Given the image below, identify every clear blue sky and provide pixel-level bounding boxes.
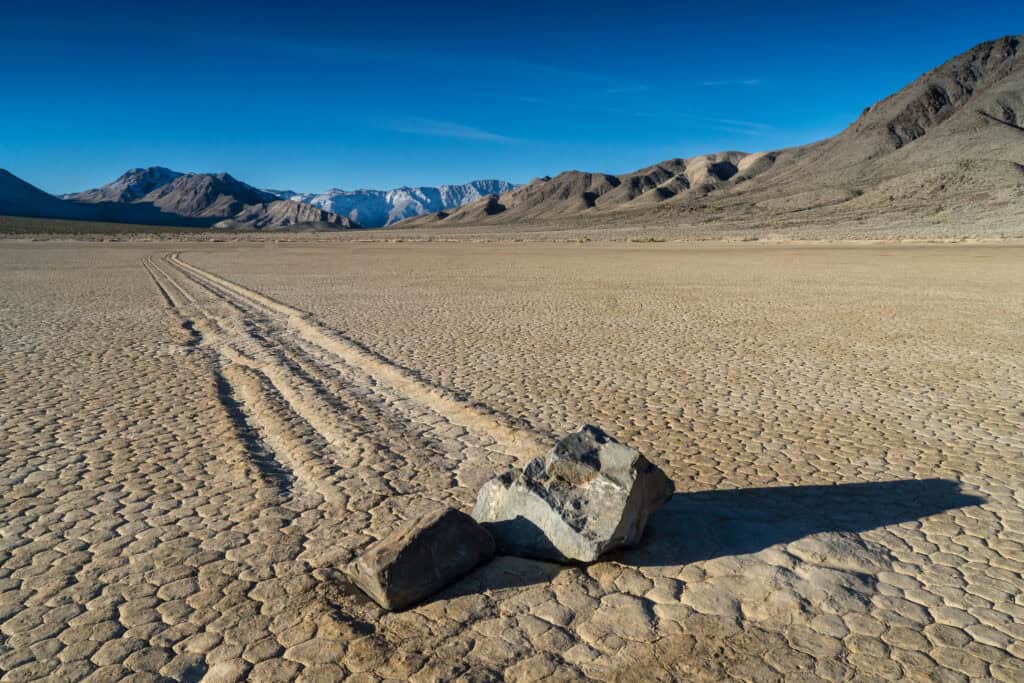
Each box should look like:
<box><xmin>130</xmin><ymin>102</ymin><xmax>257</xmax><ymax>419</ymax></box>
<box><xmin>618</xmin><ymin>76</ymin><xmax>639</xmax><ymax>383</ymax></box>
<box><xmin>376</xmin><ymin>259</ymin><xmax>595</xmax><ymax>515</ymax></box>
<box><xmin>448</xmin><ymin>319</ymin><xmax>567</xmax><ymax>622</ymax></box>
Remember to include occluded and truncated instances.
<box><xmin>2</xmin><ymin>1</ymin><xmax>1021</xmax><ymax>194</ymax></box>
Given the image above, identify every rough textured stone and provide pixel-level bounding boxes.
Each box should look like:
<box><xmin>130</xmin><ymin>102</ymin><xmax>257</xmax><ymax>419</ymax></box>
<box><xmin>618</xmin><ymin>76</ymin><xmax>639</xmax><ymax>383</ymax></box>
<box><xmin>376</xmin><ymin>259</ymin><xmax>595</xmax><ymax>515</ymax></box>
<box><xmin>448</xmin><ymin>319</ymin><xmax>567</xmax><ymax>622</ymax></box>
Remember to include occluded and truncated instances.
<box><xmin>472</xmin><ymin>425</ymin><xmax>673</xmax><ymax>562</ymax></box>
<box><xmin>344</xmin><ymin>507</ymin><xmax>495</xmax><ymax>610</ymax></box>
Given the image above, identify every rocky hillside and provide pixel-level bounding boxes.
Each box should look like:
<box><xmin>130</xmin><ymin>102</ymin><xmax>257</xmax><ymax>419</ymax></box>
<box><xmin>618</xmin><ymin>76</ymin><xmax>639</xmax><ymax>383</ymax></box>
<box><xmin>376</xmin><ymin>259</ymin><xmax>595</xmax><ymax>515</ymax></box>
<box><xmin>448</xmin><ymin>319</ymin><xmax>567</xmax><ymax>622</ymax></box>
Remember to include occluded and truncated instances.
<box><xmin>213</xmin><ymin>199</ymin><xmax>353</xmax><ymax>230</ymax></box>
<box><xmin>64</xmin><ymin>167</ymin><xmax>183</xmax><ymax>203</ymax></box>
<box><xmin>135</xmin><ymin>173</ymin><xmax>277</xmax><ymax>219</ymax></box>
<box><xmin>399</xmin><ymin>151</ymin><xmax>780</xmax><ymax>225</ymax></box>
<box><xmin>401</xmin><ymin>36</ymin><xmax>1024</xmax><ymax>234</ymax></box>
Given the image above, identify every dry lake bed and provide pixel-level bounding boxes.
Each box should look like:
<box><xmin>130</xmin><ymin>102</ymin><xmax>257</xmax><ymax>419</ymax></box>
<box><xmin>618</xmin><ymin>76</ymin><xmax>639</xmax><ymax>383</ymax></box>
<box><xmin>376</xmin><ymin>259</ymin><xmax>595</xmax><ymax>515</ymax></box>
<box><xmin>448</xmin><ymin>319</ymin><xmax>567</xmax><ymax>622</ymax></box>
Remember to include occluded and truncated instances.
<box><xmin>1</xmin><ymin>239</ymin><xmax>1022</xmax><ymax>681</ymax></box>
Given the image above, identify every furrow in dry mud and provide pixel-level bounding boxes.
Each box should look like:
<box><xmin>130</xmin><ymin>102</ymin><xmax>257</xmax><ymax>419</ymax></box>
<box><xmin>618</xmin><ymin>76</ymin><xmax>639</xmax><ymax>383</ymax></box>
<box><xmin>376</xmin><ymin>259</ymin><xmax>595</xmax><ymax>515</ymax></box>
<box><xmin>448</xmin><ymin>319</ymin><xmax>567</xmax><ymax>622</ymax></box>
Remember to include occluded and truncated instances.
<box><xmin>151</xmin><ymin>255</ymin><xmax>363</xmax><ymax>507</ymax></box>
<box><xmin>167</xmin><ymin>252</ymin><xmax>552</xmax><ymax>460</ymax></box>
<box><xmin>157</xmin><ymin>253</ymin><xmax>527</xmax><ymax>528</ymax></box>
<box><xmin>162</xmin><ymin>253</ymin><xmax>536</xmax><ymax>481</ymax></box>
<box><xmin>143</xmin><ymin>256</ymin><xmax>309</xmax><ymax>500</ymax></box>
<box><xmin>215</xmin><ymin>361</ymin><xmax>349</xmax><ymax>509</ymax></box>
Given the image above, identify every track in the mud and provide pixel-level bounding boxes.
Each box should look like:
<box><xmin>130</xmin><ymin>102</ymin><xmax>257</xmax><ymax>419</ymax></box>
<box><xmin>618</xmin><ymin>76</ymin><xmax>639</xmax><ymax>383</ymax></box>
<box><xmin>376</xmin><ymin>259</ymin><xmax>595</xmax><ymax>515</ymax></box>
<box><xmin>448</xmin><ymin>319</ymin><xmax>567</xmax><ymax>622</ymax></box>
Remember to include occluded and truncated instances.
<box><xmin>142</xmin><ymin>253</ymin><xmax>548</xmax><ymax>538</ymax></box>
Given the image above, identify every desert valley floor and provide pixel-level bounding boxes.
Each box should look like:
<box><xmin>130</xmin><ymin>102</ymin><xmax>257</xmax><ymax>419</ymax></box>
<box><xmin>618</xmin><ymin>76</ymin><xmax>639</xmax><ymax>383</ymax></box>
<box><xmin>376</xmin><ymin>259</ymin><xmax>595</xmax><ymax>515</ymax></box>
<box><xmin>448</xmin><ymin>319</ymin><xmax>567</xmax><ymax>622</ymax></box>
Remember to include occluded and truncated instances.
<box><xmin>1</xmin><ymin>239</ymin><xmax>1022</xmax><ymax>682</ymax></box>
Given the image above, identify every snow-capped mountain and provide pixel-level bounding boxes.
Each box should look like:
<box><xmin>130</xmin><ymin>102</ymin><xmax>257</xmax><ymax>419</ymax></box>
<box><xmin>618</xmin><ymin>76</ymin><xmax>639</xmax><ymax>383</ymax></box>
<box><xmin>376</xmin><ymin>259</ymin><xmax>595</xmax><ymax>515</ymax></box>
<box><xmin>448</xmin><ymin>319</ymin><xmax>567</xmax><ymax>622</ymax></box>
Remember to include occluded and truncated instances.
<box><xmin>263</xmin><ymin>189</ymin><xmax>305</xmax><ymax>201</ymax></box>
<box><xmin>270</xmin><ymin>180</ymin><xmax>516</xmax><ymax>227</ymax></box>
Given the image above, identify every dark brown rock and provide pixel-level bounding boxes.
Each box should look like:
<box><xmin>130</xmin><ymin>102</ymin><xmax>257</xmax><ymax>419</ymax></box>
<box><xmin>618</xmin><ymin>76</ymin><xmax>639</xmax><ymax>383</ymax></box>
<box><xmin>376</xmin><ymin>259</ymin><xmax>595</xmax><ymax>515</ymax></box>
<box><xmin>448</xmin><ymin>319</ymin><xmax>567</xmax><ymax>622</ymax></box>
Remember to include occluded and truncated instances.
<box><xmin>344</xmin><ymin>507</ymin><xmax>495</xmax><ymax>610</ymax></box>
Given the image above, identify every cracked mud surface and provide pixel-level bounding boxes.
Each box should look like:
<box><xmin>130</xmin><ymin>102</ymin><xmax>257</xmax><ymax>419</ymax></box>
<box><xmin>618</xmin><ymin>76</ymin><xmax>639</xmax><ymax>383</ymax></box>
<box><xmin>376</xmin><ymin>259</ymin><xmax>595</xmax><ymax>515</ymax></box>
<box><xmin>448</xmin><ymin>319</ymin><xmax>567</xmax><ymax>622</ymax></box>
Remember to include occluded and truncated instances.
<box><xmin>1</xmin><ymin>240</ymin><xmax>1022</xmax><ymax>681</ymax></box>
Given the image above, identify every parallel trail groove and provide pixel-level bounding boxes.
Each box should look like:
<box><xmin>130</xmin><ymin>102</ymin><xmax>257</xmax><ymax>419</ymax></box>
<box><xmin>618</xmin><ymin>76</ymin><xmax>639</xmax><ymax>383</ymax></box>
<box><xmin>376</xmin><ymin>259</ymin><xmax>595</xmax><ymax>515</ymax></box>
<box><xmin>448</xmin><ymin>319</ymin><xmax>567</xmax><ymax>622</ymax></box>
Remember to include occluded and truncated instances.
<box><xmin>150</xmin><ymin>252</ymin><xmax>551</xmax><ymax>535</ymax></box>
<box><xmin>167</xmin><ymin>252</ymin><xmax>552</xmax><ymax>460</ymax></box>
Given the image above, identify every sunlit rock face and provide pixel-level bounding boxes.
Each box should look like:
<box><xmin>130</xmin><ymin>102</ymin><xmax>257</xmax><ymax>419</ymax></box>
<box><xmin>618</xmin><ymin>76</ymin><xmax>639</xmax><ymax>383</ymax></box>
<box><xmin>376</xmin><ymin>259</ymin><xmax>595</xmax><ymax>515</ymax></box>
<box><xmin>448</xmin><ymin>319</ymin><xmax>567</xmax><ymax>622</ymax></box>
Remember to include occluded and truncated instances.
<box><xmin>473</xmin><ymin>425</ymin><xmax>674</xmax><ymax>563</ymax></box>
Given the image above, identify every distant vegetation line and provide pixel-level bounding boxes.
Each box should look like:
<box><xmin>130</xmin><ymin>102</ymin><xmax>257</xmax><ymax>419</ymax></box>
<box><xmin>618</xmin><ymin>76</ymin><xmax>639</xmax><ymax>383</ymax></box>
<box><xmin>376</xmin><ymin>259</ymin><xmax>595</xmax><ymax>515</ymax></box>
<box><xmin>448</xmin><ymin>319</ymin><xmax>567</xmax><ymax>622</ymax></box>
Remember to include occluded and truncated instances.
<box><xmin>0</xmin><ymin>215</ymin><xmax>199</xmax><ymax>235</ymax></box>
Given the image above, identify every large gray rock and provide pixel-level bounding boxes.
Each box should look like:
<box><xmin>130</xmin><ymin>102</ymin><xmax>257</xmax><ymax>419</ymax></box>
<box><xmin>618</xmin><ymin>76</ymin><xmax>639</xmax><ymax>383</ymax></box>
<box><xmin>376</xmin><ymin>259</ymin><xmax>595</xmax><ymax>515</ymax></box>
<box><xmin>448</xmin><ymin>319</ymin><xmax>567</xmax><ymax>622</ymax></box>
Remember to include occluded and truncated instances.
<box><xmin>344</xmin><ymin>507</ymin><xmax>495</xmax><ymax>610</ymax></box>
<box><xmin>471</xmin><ymin>425</ymin><xmax>674</xmax><ymax>563</ymax></box>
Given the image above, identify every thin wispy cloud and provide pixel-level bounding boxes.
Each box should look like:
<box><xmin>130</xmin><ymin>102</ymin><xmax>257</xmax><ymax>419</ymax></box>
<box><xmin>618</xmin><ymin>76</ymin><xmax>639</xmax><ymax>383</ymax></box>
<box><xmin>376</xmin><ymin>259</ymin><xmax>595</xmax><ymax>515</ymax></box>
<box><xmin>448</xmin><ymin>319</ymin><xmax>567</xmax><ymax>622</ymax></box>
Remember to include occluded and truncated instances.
<box><xmin>702</xmin><ymin>79</ymin><xmax>762</xmax><ymax>87</ymax></box>
<box><xmin>704</xmin><ymin>116</ymin><xmax>775</xmax><ymax>136</ymax></box>
<box><xmin>707</xmin><ymin>117</ymin><xmax>773</xmax><ymax>131</ymax></box>
<box><xmin>604</xmin><ymin>85</ymin><xmax>649</xmax><ymax>95</ymax></box>
<box><xmin>381</xmin><ymin>117</ymin><xmax>518</xmax><ymax>142</ymax></box>
<box><xmin>711</xmin><ymin>126</ymin><xmax>765</xmax><ymax>136</ymax></box>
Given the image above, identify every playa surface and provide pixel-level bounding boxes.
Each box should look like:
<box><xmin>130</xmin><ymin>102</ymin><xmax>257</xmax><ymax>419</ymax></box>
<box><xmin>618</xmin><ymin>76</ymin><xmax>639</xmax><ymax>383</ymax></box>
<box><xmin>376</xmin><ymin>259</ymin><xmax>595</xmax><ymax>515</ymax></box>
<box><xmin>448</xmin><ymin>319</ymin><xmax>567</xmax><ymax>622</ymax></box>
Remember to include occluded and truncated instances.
<box><xmin>1</xmin><ymin>239</ymin><xmax>1022</xmax><ymax>681</ymax></box>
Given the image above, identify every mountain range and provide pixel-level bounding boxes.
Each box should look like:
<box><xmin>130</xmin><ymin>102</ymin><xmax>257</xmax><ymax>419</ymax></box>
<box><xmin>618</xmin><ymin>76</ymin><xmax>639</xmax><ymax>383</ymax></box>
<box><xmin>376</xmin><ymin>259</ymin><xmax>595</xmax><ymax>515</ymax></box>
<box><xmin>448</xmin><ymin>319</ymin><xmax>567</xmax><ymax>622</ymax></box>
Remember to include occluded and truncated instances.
<box><xmin>0</xmin><ymin>167</ymin><xmax>517</xmax><ymax>230</ymax></box>
<box><xmin>2</xmin><ymin>36</ymin><xmax>1022</xmax><ymax>235</ymax></box>
<box><xmin>0</xmin><ymin>168</ymin><xmax>354</xmax><ymax>230</ymax></box>
<box><xmin>273</xmin><ymin>180</ymin><xmax>516</xmax><ymax>227</ymax></box>
<box><xmin>400</xmin><ymin>35</ymin><xmax>1024</xmax><ymax>233</ymax></box>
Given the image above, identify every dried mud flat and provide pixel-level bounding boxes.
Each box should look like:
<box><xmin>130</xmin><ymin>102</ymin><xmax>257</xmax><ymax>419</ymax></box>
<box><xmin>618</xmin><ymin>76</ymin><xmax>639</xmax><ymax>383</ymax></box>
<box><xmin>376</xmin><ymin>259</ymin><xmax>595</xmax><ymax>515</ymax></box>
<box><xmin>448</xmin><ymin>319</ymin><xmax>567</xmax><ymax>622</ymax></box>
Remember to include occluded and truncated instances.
<box><xmin>1</xmin><ymin>239</ymin><xmax>1022</xmax><ymax>682</ymax></box>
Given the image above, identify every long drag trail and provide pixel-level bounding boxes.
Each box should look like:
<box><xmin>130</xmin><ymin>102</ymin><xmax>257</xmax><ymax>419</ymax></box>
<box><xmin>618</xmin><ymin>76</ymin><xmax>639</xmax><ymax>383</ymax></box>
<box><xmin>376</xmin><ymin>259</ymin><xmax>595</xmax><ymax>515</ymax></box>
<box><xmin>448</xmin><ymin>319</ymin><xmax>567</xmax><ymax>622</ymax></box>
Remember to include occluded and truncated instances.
<box><xmin>143</xmin><ymin>253</ymin><xmax>549</xmax><ymax>540</ymax></box>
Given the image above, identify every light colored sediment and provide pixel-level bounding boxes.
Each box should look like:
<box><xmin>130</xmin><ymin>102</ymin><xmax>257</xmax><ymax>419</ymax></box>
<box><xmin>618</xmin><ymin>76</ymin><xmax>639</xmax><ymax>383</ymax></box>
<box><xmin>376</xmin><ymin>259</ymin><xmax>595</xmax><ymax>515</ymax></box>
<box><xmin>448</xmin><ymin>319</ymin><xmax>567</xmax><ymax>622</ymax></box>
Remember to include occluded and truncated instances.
<box><xmin>1</xmin><ymin>239</ymin><xmax>1022</xmax><ymax>681</ymax></box>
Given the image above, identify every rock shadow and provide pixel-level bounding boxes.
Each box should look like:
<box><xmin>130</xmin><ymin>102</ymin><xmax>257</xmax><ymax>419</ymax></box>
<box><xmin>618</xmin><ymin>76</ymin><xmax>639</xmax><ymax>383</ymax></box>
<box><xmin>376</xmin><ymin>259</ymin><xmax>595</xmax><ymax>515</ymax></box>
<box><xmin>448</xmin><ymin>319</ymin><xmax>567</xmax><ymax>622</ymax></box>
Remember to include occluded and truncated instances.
<box><xmin>614</xmin><ymin>478</ymin><xmax>984</xmax><ymax>568</ymax></box>
<box><xmin>432</xmin><ymin>554</ymin><xmax>565</xmax><ymax>603</ymax></box>
<box><xmin>478</xmin><ymin>517</ymin><xmax>566</xmax><ymax>561</ymax></box>
<box><xmin>431</xmin><ymin>478</ymin><xmax>982</xmax><ymax>603</ymax></box>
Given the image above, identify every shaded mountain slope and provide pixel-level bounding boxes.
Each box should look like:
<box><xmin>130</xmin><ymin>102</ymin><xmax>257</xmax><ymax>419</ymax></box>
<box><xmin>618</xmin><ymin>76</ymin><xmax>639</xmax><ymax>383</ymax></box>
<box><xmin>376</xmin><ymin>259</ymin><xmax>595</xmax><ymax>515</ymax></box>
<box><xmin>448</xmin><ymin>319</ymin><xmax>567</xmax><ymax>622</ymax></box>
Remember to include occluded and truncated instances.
<box><xmin>0</xmin><ymin>170</ymin><xmax>84</xmax><ymax>220</ymax></box>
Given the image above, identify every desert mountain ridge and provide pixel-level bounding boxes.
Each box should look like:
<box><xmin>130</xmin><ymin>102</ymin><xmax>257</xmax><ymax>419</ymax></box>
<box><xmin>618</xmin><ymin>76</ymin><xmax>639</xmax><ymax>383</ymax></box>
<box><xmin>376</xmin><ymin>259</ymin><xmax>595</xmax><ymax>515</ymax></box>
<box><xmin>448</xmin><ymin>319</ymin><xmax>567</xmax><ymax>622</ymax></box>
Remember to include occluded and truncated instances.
<box><xmin>2</xmin><ymin>168</ymin><xmax>355</xmax><ymax>230</ymax></box>
<box><xmin>398</xmin><ymin>35</ymin><xmax>1024</xmax><ymax>234</ymax></box>
<box><xmin>65</xmin><ymin>169</ymin><xmax>518</xmax><ymax>228</ymax></box>
<box><xmin>2</xmin><ymin>35</ymin><xmax>1022</xmax><ymax>236</ymax></box>
<box><xmin>63</xmin><ymin>166</ymin><xmax>184</xmax><ymax>203</ymax></box>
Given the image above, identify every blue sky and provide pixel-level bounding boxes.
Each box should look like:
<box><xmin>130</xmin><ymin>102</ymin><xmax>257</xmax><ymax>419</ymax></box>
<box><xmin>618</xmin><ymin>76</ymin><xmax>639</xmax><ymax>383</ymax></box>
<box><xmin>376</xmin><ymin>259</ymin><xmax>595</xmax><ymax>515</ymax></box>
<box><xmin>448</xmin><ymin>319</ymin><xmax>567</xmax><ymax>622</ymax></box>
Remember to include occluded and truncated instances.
<box><xmin>2</xmin><ymin>1</ymin><xmax>1021</xmax><ymax>194</ymax></box>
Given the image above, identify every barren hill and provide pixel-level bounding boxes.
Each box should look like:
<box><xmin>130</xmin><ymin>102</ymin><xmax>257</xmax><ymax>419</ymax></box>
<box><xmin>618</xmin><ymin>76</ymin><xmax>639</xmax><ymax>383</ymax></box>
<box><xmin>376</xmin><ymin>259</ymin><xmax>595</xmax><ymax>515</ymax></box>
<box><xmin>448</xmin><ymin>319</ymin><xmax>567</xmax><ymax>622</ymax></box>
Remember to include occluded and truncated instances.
<box><xmin>134</xmin><ymin>173</ymin><xmax>277</xmax><ymax>219</ymax></box>
<box><xmin>400</xmin><ymin>36</ymin><xmax>1024</xmax><ymax>236</ymax></box>
<box><xmin>64</xmin><ymin>167</ymin><xmax>183</xmax><ymax>203</ymax></box>
<box><xmin>4</xmin><ymin>168</ymin><xmax>356</xmax><ymax>230</ymax></box>
<box><xmin>213</xmin><ymin>199</ymin><xmax>354</xmax><ymax>230</ymax></box>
